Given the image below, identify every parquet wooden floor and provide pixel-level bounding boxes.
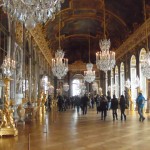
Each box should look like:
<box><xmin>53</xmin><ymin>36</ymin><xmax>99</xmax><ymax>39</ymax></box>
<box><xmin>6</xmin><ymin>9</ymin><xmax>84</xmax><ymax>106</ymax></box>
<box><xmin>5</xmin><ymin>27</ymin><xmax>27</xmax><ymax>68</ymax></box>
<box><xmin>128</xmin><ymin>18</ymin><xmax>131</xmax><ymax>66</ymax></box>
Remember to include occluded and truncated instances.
<box><xmin>0</xmin><ymin>108</ymin><xmax>150</xmax><ymax>150</ymax></box>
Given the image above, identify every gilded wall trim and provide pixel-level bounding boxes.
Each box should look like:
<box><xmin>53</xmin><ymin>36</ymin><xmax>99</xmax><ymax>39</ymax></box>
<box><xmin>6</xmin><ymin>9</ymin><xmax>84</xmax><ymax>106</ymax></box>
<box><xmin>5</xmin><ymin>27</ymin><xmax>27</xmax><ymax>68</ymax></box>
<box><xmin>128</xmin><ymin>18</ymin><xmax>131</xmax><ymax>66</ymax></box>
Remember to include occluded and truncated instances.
<box><xmin>116</xmin><ymin>18</ymin><xmax>150</xmax><ymax>60</ymax></box>
<box><xmin>15</xmin><ymin>22</ymin><xmax>52</xmax><ymax>66</ymax></box>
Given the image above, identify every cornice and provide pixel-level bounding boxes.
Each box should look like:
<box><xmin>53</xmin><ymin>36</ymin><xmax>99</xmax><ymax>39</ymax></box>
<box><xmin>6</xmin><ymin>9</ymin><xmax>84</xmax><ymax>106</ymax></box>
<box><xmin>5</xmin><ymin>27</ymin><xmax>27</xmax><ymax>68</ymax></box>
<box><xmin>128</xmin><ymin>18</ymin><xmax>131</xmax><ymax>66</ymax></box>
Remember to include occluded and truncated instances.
<box><xmin>116</xmin><ymin>18</ymin><xmax>150</xmax><ymax>60</ymax></box>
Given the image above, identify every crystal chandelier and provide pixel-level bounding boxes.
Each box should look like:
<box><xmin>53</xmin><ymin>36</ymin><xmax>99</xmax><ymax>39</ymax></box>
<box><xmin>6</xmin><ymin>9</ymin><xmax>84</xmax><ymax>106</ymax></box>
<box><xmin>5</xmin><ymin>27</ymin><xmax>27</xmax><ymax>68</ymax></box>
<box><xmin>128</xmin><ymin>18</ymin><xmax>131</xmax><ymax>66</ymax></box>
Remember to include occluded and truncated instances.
<box><xmin>96</xmin><ymin>0</ymin><xmax>115</xmax><ymax>72</ymax></box>
<box><xmin>63</xmin><ymin>83</ymin><xmax>69</xmax><ymax>92</ymax></box>
<box><xmin>141</xmin><ymin>0</ymin><xmax>150</xmax><ymax>78</ymax></box>
<box><xmin>84</xmin><ymin>63</ymin><xmax>95</xmax><ymax>83</ymax></box>
<box><xmin>1</xmin><ymin>0</ymin><xmax>64</xmax><ymax>29</ymax></box>
<box><xmin>96</xmin><ymin>39</ymin><xmax>115</xmax><ymax>72</ymax></box>
<box><xmin>1</xmin><ymin>56</ymin><xmax>16</xmax><ymax>78</ymax></box>
<box><xmin>52</xmin><ymin>48</ymin><xmax>68</xmax><ymax>79</ymax></box>
<box><xmin>52</xmin><ymin>12</ymin><xmax>68</xmax><ymax>79</ymax></box>
<box><xmin>84</xmin><ymin>34</ymin><xmax>95</xmax><ymax>83</ymax></box>
<box><xmin>96</xmin><ymin>0</ymin><xmax>115</xmax><ymax>93</ymax></box>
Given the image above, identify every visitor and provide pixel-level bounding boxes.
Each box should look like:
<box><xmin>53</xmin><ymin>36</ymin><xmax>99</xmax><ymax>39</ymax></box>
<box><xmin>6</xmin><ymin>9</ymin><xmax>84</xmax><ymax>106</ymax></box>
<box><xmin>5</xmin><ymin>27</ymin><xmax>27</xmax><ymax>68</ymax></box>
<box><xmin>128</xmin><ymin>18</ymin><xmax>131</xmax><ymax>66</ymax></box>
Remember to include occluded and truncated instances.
<box><xmin>111</xmin><ymin>94</ymin><xmax>118</xmax><ymax>121</ymax></box>
<box><xmin>136</xmin><ymin>90</ymin><xmax>145</xmax><ymax>122</ymax></box>
<box><xmin>119</xmin><ymin>95</ymin><xmax>126</xmax><ymax>121</ymax></box>
<box><xmin>100</xmin><ymin>95</ymin><xmax>108</xmax><ymax>120</ymax></box>
<box><xmin>81</xmin><ymin>93</ymin><xmax>89</xmax><ymax>115</ymax></box>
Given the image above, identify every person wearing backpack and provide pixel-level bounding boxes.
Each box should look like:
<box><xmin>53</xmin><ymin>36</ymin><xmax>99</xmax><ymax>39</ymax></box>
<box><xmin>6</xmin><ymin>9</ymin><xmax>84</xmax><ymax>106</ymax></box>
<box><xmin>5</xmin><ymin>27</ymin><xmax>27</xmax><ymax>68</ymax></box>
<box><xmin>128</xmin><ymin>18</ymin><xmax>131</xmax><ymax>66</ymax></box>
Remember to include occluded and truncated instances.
<box><xmin>136</xmin><ymin>90</ymin><xmax>145</xmax><ymax>122</ymax></box>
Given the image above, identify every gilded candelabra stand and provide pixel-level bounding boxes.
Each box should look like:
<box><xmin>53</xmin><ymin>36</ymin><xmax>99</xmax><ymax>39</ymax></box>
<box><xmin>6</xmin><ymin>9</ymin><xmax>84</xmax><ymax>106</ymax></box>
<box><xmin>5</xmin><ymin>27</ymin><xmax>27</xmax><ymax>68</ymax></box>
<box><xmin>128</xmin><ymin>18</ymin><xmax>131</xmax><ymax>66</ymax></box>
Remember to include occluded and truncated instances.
<box><xmin>0</xmin><ymin>77</ymin><xmax>18</xmax><ymax>136</ymax></box>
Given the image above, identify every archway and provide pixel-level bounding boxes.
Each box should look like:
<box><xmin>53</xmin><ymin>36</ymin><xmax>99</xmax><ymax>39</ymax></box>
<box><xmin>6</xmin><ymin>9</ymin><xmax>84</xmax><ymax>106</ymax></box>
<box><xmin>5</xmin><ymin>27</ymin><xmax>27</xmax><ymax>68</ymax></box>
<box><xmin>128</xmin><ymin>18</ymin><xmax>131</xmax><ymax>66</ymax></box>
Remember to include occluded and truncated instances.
<box><xmin>130</xmin><ymin>55</ymin><xmax>137</xmax><ymax>104</ymax></box>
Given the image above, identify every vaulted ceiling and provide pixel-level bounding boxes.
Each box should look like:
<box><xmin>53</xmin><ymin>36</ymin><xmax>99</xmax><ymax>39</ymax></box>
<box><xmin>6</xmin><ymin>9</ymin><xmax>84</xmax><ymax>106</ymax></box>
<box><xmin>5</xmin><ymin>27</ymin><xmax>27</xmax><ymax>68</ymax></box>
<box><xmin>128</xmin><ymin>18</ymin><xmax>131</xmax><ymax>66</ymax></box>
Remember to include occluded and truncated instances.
<box><xmin>45</xmin><ymin>0</ymin><xmax>148</xmax><ymax>65</ymax></box>
<box><xmin>1</xmin><ymin>0</ymin><xmax>148</xmax><ymax>66</ymax></box>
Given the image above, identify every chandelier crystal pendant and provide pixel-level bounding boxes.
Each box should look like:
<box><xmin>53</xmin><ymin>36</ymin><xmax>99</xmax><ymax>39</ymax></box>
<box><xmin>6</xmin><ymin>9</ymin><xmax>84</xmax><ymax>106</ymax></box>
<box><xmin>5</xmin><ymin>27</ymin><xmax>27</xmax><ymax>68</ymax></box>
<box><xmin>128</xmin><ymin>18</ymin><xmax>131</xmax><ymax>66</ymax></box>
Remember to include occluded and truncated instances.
<box><xmin>84</xmin><ymin>34</ymin><xmax>95</xmax><ymax>83</ymax></box>
<box><xmin>1</xmin><ymin>0</ymin><xmax>64</xmax><ymax>29</ymax></box>
<box><xmin>141</xmin><ymin>0</ymin><xmax>150</xmax><ymax>79</ymax></box>
<box><xmin>63</xmin><ymin>83</ymin><xmax>69</xmax><ymax>92</ymax></box>
<box><xmin>52</xmin><ymin>12</ymin><xmax>68</xmax><ymax>79</ymax></box>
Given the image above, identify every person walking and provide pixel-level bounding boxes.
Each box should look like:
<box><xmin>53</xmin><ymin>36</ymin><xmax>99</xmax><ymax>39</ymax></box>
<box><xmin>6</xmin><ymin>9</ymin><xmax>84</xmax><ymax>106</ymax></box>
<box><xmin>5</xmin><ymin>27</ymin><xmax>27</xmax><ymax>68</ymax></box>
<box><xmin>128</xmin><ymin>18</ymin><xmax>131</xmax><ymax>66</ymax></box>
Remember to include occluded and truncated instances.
<box><xmin>75</xmin><ymin>96</ymin><xmax>81</xmax><ymax>113</ymax></box>
<box><xmin>136</xmin><ymin>90</ymin><xmax>145</xmax><ymax>122</ymax></box>
<box><xmin>111</xmin><ymin>94</ymin><xmax>118</xmax><ymax>121</ymax></box>
<box><xmin>81</xmin><ymin>93</ymin><xmax>89</xmax><ymax>115</ymax></box>
<box><xmin>120</xmin><ymin>95</ymin><xmax>126</xmax><ymax>121</ymax></box>
<box><xmin>100</xmin><ymin>95</ymin><xmax>108</xmax><ymax>120</ymax></box>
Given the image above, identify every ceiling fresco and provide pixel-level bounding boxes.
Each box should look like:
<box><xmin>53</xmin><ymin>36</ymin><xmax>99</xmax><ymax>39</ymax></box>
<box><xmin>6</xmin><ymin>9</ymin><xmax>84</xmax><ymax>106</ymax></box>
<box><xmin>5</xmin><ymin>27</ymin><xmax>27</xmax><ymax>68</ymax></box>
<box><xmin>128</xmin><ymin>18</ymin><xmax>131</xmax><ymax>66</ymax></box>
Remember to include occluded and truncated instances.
<box><xmin>45</xmin><ymin>0</ymin><xmax>148</xmax><ymax>64</ymax></box>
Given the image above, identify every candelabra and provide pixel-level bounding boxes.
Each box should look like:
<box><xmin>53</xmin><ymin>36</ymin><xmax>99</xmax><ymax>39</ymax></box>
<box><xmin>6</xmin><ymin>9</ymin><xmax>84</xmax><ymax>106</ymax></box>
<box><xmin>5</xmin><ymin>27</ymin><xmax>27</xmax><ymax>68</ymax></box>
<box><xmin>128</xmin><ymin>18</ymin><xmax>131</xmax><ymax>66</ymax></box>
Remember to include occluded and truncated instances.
<box><xmin>0</xmin><ymin>56</ymin><xmax>18</xmax><ymax>136</ymax></box>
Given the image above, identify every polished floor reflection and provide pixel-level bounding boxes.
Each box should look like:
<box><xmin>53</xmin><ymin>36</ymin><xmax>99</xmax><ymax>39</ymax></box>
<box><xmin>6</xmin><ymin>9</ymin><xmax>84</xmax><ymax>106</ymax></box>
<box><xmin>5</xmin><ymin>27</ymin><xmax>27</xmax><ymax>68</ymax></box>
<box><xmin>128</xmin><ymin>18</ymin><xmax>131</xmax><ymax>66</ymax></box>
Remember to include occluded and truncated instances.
<box><xmin>1</xmin><ymin>108</ymin><xmax>150</xmax><ymax>150</ymax></box>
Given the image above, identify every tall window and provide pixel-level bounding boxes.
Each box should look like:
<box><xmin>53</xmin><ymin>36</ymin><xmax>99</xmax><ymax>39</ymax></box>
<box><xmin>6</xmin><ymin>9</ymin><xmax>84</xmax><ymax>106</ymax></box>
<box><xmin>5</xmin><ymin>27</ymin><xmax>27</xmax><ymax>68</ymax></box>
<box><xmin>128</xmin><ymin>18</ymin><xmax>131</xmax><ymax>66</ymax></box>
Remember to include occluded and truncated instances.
<box><xmin>120</xmin><ymin>63</ymin><xmax>125</xmax><ymax>95</ymax></box>
<box><xmin>115</xmin><ymin>66</ymin><xmax>119</xmax><ymax>98</ymax></box>
<box><xmin>139</xmin><ymin>48</ymin><xmax>147</xmax><ymax>99</ymax></box>
<box><xmin>130</xmin><ymin>55</ymin><xmax>137</xmax><ymax>104</ymax></box>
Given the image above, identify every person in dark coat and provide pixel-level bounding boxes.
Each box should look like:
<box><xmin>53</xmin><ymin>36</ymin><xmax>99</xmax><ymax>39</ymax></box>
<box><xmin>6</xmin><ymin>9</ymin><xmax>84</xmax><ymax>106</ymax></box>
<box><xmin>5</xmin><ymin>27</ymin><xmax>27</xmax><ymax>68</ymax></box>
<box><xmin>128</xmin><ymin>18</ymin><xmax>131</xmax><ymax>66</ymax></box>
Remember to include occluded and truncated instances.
<box><xmin>111</xmin><ymin>94</ymin><xmax>118</xmax><ymax>121</ymax></box>
<box><xmin>75</xmin><ymin>96</ymin><xmax>81</xmax><ymax>113</ymax></box>
<box><xmin>57</xmin><ymin>94</ymin><xmax>64</xmax><ymax>111</ymax></box>
<box><xmin>120</xmin><ymin>95</ymin><xmax>126</xmax><ymax>121</ymax></box>
<box><xmin>81</xmin><ymin>93</ymin><xmax>89</xmax><ymax>115</ymax></box>
<box><xmin>100</xmin><ymin>95</ymin><xmax>108</xmax><ymax>120</ymax></box>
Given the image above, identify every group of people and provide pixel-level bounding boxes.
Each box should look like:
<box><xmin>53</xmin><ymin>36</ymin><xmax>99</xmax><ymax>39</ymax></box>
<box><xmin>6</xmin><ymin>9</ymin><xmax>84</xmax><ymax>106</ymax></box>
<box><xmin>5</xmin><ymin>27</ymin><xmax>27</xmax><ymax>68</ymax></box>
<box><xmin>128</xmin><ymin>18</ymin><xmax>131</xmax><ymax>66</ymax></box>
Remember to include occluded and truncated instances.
<box><xmin>46</xmin><ymin>90</ymin><xmax>146</xmax><ymax>122</ymax></box>
<box><xmin>94</xmin><ymin>94</ymin><xmax>127</xmax><ymax>121</ymax></box>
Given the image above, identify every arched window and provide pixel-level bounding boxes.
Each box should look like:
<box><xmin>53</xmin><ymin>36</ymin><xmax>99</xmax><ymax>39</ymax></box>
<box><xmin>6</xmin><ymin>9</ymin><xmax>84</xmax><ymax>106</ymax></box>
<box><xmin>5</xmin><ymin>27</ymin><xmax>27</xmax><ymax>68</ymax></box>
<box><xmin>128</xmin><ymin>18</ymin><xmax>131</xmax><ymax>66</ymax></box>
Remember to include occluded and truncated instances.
<box><xmin>115</xmin><ymin>66</ymin><xmax>119</xmax><ymax>98</ymax></box>
<box><xmin>139</xmin><ymin>48</ymin><xmax>147</xmax><ymax>99</ymax></box>
<box><xmin>130</xmin><ymin>55</ymin><xmax>137</xmax><ymax>103</ymax></box>
<box><xmin>120</xmin><ymin>62</ymin><xmax>125</xmax><ymax>95</ymax></box>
